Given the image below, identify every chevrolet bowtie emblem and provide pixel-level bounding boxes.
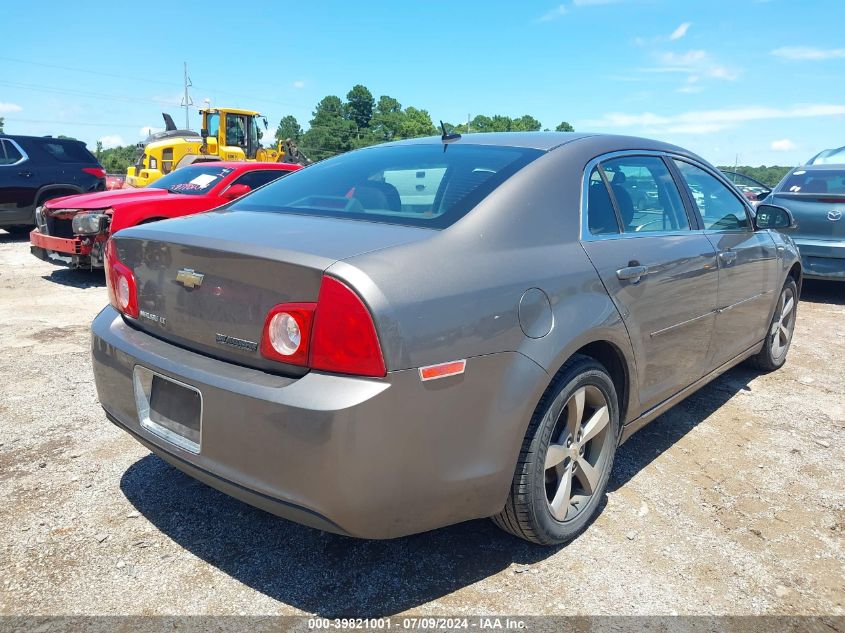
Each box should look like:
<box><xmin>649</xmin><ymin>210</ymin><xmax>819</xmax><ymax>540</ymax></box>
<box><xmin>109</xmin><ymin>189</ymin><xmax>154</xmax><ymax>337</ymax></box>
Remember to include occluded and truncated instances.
<box><xmin>176</xmin><ymin>268</ymin><xmax>204</xmax><ymax>289</ymax></box>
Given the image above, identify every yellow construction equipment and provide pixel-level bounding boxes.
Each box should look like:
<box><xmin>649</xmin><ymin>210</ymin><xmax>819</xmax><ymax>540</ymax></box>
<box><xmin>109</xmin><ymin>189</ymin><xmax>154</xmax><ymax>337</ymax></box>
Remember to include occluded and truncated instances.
<box><xmin>126</xmin><ymin>108</ymin><xmax>309</xmax><ymax>187</ymax></box>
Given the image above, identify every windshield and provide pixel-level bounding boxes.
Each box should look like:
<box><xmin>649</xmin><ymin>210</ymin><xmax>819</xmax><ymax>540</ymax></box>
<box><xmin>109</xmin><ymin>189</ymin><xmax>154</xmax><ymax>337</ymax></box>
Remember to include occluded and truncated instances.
<box><xmin>150</xmin><ymin>165</ymin><xmax>234</xmax><ymax>195</ymax></box>
<box><xmin>778</xmin><ymin>168</ymin><xmax>845</xmax><ymax>194</ymax></box>
<box><xmin>229</xmin><ymin>143</ymin><xmax>543</xmax><ymax>229</ymax></box>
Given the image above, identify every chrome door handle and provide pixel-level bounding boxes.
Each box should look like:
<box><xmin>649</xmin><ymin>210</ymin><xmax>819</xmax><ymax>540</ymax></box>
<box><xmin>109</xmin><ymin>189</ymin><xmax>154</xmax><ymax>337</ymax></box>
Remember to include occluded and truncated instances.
<box><xmin>718</xmin><ymin>251</ymin><xmax>737</xmax><ymax>264</ymax></box>
<box><xmin>616</xmin><ymin>265</ymin><xmax>649</xmax><ymax>282</ymax></box>
<box><xmin>18</xmin><ymin>170</ymin><xmax>33</xmax><ymax>178</ymax></box>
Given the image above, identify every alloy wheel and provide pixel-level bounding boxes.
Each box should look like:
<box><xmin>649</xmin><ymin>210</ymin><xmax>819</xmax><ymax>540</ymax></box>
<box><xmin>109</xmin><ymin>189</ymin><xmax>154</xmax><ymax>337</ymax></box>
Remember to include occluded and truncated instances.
<box><xmin>770</xmin><ymin>286</ymin><xmax>796</xmax><ymax>360</ymax></box>
<box><xmin>544</xmin><ymin>385</ymin><xmax>613</xmax><ymax>522</ymax></box>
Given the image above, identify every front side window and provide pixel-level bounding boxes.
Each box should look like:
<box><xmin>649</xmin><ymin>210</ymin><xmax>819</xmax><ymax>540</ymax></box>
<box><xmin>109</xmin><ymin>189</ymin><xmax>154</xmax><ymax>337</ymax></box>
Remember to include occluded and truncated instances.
<box><xmin>673</xmin><ymin>160</ymin><xmax>750</xmax><ymax>230</ymax></box>
<box><xmin>600</xmin><ymin>156</ymin><xmax>690</xmax><ymax>233</ymax></box>
<box><xmin>150</xmin><ymin>165</ymin><xmax>234</xmax><ymax>195</ymax></box>
<box><xmin>229</xmin><ymin>144</ymin><xmax>543</xmax><ymax>229</ymax></box>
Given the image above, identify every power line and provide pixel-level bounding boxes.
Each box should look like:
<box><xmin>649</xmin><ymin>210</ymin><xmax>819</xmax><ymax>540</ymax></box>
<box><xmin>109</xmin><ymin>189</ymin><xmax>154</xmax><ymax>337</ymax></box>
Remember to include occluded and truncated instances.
<box><xmin>0</xmin><ymin>56</ymin><xmax>185</xmax><ymax>88</ymax></box>
<box><xmin>0</xmin><ymin>79</ymin><xmax>194</xmax><ymax>109</ymax></box>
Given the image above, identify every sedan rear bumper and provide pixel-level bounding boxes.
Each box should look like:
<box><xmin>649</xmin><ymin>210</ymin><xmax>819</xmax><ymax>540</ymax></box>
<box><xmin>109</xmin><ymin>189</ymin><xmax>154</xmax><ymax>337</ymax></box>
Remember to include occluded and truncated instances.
<box><xmin>795</xmin><ymin>238</ymin><xmax>845</xmax><ymax>280</ymax></box>
<box><xmin>91</xmin><ymin>307</ymin><xmax>547</xmax><ymax>538</ymax></box>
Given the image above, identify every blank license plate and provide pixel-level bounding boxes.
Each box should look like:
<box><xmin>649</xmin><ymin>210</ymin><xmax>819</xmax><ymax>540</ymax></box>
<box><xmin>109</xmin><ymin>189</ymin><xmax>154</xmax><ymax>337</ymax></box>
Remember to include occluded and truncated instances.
<box><xmin>134</xmin><ymin>367</ymin><xmax>202</xmax><ymax>453</ymax></box>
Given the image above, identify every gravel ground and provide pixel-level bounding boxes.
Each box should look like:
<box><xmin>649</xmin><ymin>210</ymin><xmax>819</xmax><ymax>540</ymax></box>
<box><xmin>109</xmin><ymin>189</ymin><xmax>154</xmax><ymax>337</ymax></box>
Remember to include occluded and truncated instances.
<box><xmin>0</xmin><ymin>229</ymin><xmax>843</xmax><ymax>617</ymax></box>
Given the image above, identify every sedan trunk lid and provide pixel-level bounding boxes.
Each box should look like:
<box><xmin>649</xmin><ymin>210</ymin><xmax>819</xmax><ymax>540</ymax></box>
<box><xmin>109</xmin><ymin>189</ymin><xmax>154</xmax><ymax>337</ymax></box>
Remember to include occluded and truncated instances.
<box><xmin>112</xmin><ymin>209</ymin><xmax>432</xmax><ymax>374</ymax></box>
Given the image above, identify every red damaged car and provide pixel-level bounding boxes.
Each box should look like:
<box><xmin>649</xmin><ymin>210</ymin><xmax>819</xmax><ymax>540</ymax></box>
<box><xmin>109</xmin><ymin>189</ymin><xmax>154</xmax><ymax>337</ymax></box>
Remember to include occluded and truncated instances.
<box><xmin>30</xmin><ymin>162</ymin><xmax>301</xmax><ymax>269</ymax></box>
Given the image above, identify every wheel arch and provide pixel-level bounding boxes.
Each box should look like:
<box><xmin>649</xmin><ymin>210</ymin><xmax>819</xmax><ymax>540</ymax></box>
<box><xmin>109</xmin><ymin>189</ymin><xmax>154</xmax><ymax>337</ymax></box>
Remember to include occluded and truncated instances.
<box><xmin>787</xmin><ymin>260</ymin><xmax>802</xmax><ymax>294</ymax></box>
<box><xmin>36</xmin><ymin>184</ymin><xmax>83</xmax><ymax>205</ymax></box>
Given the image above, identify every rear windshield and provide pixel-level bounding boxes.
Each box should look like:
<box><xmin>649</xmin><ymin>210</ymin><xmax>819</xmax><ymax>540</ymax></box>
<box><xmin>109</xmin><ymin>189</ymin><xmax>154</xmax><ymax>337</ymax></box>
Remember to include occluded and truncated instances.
<box><xmin>150</xmin><ymin>165</ymin><xmax>234</xmax><ymax>195</ymax></box>
<box><xmin>36</xmin><ymin>139</ymin><xmax>97</xmax><ymax>164</ymax></box>
<box><xmin>779</xmin><ymin>169</ymin><xmax>845</xmax><ymax>194</ymax></box>
<box><xmin>229</xmin><ymin>143</ymin><xmax>543</xmax><ymax>229</ymax></box>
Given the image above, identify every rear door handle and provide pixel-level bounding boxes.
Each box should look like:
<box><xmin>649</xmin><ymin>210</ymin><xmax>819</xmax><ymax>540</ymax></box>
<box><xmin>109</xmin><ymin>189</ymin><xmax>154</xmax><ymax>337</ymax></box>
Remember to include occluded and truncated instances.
<box><xmin>18</xmin><ymin>170</ymin><xmax>33</xmax><ymax>178</ymax></box>
<box><xmin>718</xmin><ymin>250</ymin><xmax>737</xmax><ymax>265</ymax></box>
<box><xmin>616</xmin><ymin>265</ymin><xmax>649</xmax><ymax>282</ymax></box>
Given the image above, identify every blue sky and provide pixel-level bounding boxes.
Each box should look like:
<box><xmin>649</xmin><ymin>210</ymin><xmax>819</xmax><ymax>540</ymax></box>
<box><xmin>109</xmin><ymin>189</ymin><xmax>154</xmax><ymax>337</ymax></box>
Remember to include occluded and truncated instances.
<box><xmin>2</xmin><ymin>0</ymin><xmax>844</xmax><ymax>166</ymax></box>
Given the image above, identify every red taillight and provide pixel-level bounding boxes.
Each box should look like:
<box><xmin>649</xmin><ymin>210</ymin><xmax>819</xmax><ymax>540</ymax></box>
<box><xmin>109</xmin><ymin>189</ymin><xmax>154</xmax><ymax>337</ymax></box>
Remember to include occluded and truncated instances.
<box><xmin>260</xmin><ymin>303</ymin><xmax>315</xmax><ymax>366</ymax></box>
<box><xmin>259</xmin><ymin>276</ymin><xmax>386</xmax><ymax>378</ymax></box>
<box><xmin>83</xmin><ymin>166</ymin><xmax>107</xmax><ymax>179</ymax></box>
<box><xmin>104</xmin><ymin>240</ymin><xmax>139</xmax><ymax>318</ymax></box>
<box><xmin>310</xmin><ymin>277</ymin><xmax>386</xmax><ymax>377</ymax></box>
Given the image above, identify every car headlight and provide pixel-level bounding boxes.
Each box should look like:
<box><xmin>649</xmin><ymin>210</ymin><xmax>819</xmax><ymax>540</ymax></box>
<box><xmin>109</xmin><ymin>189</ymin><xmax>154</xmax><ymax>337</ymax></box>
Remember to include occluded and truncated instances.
<box><xmin>72</xmin><ymin>212</ymin><xmax>110</xmax><ymax>235</ymax></box>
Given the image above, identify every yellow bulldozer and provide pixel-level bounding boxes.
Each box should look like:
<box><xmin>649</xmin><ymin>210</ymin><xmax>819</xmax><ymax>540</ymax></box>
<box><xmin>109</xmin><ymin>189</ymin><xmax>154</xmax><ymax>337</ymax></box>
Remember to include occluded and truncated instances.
<box><xmin>125</xmin><ymin>107</ymin><xmax>310</xmax><ymax>187</ymax></box>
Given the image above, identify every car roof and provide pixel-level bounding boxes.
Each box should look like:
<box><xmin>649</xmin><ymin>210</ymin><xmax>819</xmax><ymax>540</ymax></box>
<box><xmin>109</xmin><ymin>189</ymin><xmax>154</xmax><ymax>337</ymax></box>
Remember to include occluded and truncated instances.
<box><xmin>1</xmin><ymin>134</ymin><xmax>87</xmax><ymax>144</ymax></box>
<box><xmin>790</xmin><ymin>163</ymin><xmax>845</xmax><ymax>171</ymax></box>
<box><xmin>184</xmin><ymin>161</ymin><xmax>300</xmax><ymax>171</ymax></box>
<box><xmin>376</xmin><ymin>131</ymin><xmax>694</xmax><ymax>156</ymax></box>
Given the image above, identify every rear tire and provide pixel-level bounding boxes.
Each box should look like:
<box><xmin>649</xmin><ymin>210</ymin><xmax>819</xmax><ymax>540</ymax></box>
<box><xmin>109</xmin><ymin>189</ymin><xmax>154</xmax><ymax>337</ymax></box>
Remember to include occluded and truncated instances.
<box><xmin>746</xmin><ymin>277</ymin><xmax>798</xmax><ymax>372</ymax></box>
<box><xmin>492</xmin><ymin>354</ymin><xmax>620</xmax><ymax>545</ymax></box>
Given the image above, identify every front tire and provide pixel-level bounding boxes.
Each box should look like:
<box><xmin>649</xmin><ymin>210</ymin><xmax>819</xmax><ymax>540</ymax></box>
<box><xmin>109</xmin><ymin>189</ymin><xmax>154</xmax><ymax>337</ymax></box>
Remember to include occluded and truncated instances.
<box><xmin>4</xmin><ymin>225</ymin><xmax>33</xmax><ymax>235</ymax></box>
<box><xmin>492</xmin><ymin>355</ymin><xmax>620</xmax><ymax>545</ymax></box>
<box><xmin>746</xmin><ymin>277</ymin><xmax>798</xmax><ymax>372</ymax></box>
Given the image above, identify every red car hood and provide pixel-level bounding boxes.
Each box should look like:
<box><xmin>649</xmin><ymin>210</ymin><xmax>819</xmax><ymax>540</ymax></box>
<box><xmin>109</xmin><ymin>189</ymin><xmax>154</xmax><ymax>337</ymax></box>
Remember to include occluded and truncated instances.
<box><xmin>44</xmin><ymin>187</ymin><xmax>190</xmax><ymax>211</ymax></box>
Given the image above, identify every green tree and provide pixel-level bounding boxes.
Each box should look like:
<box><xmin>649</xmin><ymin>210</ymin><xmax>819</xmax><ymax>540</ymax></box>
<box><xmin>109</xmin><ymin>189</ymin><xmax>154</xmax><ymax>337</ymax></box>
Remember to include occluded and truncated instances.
<box><xmin>99</xmin><ymin>145</ymin><xmax>140</xmax><ymax>174</ymax></box>
<box><xmin>0</xmin><ymin>117</ymin><xmax>4</xmax><ymax>133</ymax></box>
<box><xmin>301</xmin><ymin>95</ymin><xmax>356</xmax><ymax>158</ymax></box>
<box><xmin>555</xmin><ymin>121</ymin><xmax>575</xmax><ymax>132</ymax></box>
<box><xmin>275</xmin><ymin>115</ymin><xmax>303</xmax><ymax>142</ymax></box>
<box><xmin>370</xmin><ymin>95</ymin><xmax>404</xmax><ymax>142</ymax></box>
<box><xmin>96</xmin><ymin>141</ymin><xmax>103</xmax><ymax>160</ymax></box>
<box><xmin>345</xmin><ymin>84</ymin><xmax>374</xmax><ymax>131</ymax></box>
<box><xmin>399</xmin><ymin>107</ymin><xmax>436</xmax><ymax>138</ymax></box>
<box><xmin>513</xmin><ymin>115</ymin><xmax>542</xmax><ymax>132</ymax></box>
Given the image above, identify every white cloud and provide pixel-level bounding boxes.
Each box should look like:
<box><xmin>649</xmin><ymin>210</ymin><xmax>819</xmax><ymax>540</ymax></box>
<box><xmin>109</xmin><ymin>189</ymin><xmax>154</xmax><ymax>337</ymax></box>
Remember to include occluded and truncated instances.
<box><xmin>771</xmin><ymin>139</ymin><xmax>797</xmax><ymax>151</ymax></box>
<box><xmin>641</xmin><ymin>49</ymin><xmax>739</xmax><ymax>81</ymax></box>
<box><xmin>772</xmin><ymin>46</ymin><xmax>845</xmax><ymax>60</ymax></box>
<box><xmin>583</xmin><ymin>103</ymin><xmax>845</xmax><ymax>135</ymax></box>
<box><xmin>98</xmin><ymin>135</ymin><xmax>125</xmax><ymax>149</ymax></box>
<box><xmin>139</xmin><ymin>125</ymin><xmax>163</xmax><ymax>137</ymax></box>
<box><xmin>0</xmin><ymin>102</ymin><xmax>23</xmax><ymax>114</ymax></box>
<box><xmin>539</xmin><ymin>4</ymin><xmax>568</xmax><ymax>21</ymax></box>
<box><xmin>670</xmin><ymin>22</ymin><xmax>691</xmax><ymax>40</ymax></box>
<box><xmin>539</xmin><ymin>0</ymin><xmax>623</xmax><ymax>20</ymax></box>
<box><xmin>292</xmin><ymin>80</ymin><xmax>305</xmax><ymax>89</ymax></box>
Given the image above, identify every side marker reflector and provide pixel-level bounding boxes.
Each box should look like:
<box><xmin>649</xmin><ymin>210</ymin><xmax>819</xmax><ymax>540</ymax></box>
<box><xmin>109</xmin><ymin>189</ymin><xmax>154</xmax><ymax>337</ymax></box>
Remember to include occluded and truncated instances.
<box><xmin>419</xmin><ymin>359</ymin><xmax>466</xmax><ymax>382</ymax></box>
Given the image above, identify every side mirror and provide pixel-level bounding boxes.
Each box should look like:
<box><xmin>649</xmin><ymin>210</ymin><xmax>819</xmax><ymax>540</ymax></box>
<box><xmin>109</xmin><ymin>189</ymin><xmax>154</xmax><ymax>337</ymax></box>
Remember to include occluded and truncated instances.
<box><xmin>755</xmin><ymin>204</ymin><xmax>796</xmax><ymax>230</ymax></box>
<box><xmin>221</xmin><ymin>183</ymin><xmax>251</xmax><ymax>200</ymax></box>
<box><xmin>200</xmin><ymin>128</ymin><xmax>209</xmax><ymax>139</ymax></box>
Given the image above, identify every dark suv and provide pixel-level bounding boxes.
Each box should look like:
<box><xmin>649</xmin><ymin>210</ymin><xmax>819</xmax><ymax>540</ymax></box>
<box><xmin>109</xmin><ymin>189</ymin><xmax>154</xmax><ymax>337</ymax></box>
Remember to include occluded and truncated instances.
<box><xmin>0</xmin><ymin>135</ymin><xmax>106</xmax><ymax>234</ymax></box>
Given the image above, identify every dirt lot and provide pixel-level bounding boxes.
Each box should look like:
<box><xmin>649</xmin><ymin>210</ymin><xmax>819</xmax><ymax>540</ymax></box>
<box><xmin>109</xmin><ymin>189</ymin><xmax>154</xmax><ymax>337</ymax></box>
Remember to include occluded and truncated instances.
<box><xmin>0</xmin><ymin>229</ymin><xmax>842</xmax><ymax>617</ymax></box>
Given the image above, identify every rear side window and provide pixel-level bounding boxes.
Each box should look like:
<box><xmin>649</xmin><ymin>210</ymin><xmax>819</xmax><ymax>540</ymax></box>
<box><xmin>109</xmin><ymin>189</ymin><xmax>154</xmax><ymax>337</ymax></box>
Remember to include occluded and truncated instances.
<box><xmin>599</xmin><ymin>156</ymin><xmax>690</xmax><ymax>233</ymax></box>
<box><xmin>37</xmin><ymin>140</ymin><xmax>97</xmax><ymax>164</ymax></box>
<box><xmin>229</xmin><ymin>144</ymin><xmax>543</xmax><ymax>229</ymax></box>
<box><xmin>230</xmin><ymin>169</ymin><xmax>292</xmax><ymax>190</ymax></box>
<box><xmin>586</xmin><ymin>167</ymin><xmax>619</xmax><ymax>235</ymax></box>
<box><xmin>673</xmin><ymin>160</ymin><xmax>750</xmax><ymax>231</ymax></box>
<box><xmin>779</xmin><ymin>168</ymin><xmax>845</xmax><ymax>194</ymax></box>
<box><xmin>0</xmin><ymin>139</ymin><xmax>25</xmax><ymax>165</ymax></box>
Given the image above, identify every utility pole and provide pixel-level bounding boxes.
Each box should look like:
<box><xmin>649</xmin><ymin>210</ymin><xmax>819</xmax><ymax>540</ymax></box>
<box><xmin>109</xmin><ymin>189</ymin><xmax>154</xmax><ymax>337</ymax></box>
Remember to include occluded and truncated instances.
<box><xmin>181</xmin><ymin>62</ymin><xmax>193</xmax><ymax>130</ymax></box>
